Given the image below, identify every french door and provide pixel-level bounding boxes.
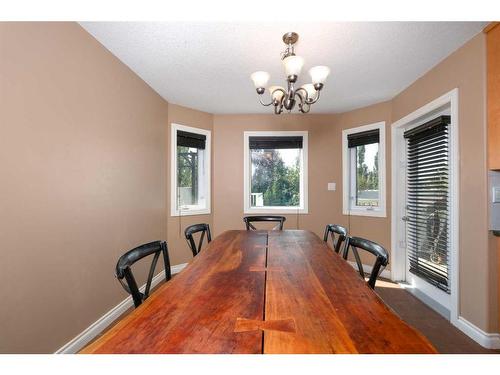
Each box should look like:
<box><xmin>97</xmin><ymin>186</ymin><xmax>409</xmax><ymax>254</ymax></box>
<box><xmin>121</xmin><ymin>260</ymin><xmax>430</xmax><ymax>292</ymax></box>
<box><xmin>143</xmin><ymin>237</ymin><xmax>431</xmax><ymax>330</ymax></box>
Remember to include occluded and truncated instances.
<box><xmin>403</xmin><ymin>115</ymin><xmax>452</xmax><ymax>312</ymax></box>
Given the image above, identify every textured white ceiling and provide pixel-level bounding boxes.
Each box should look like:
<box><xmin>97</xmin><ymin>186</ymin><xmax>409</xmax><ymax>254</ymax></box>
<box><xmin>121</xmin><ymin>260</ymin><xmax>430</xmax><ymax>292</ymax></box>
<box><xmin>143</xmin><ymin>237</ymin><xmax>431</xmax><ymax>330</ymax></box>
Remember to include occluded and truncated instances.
<box><xmin>80</xmin><ymin>22</ymin><xmax>486</xmax><ymax>114</ymax></box>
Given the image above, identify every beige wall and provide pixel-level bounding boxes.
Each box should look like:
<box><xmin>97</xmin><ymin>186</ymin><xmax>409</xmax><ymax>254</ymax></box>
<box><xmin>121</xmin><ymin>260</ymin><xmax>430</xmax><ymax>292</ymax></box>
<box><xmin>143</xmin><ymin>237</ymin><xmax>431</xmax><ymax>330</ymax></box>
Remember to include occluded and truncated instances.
<box><xmin>0</xmin><ymin>23</ymin><xmax>169</xmax><ymax>353</ymax></box>
<box><xmin>166</xmin><ymin>103</ymin><xmax>214</xmax><ymax>265</ymax></box>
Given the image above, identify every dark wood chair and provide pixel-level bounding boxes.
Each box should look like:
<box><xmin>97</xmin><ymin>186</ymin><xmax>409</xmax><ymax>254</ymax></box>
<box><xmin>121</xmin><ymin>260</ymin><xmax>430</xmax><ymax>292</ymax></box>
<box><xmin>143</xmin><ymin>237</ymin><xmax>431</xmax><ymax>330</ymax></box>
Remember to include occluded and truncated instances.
<box><xmin>115</xmin><ymin>240</ymin><xmax>171</xmax><ymax>308</ymax></box>
<box><xmin>243</xmin><ymin>215</ymin><xmax>286</xmax><ymax>230</ymax></box>
<box><xmin>184</xmin><ymin>223</ymin><xmax>212</xmax><ymax>257</ymax></box>
<box><xmin>343</xmin><ymin>236</ymin><xmax>389</xmax><ymax>289</ymax></box>
<box><xmin>323</xmin><ymin>224</ymin><xmax>348</xmax><ymax>255</ymax></box>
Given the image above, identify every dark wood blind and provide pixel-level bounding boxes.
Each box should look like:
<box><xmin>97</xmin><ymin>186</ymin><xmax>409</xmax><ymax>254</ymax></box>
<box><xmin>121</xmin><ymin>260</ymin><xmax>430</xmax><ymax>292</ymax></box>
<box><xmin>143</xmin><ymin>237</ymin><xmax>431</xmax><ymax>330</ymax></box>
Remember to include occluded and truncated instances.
<box><xmin>177</xmin><ymin>130</ymin><xmax>206</xmax><ymax>149</ymax></box>
<box><xmin>249</xmin><ymin>136</ymin><xmax>303</xmax><ymax>150</ymax></box>
<box><xmin>404</xmin><ymin>115</ymin><xmax>450</xmax><ymax>293</ymax></box>
<box><xmin>347</xmin><ymin>129</ymin><xmax>379</xmax><ymax>148</ymax></box>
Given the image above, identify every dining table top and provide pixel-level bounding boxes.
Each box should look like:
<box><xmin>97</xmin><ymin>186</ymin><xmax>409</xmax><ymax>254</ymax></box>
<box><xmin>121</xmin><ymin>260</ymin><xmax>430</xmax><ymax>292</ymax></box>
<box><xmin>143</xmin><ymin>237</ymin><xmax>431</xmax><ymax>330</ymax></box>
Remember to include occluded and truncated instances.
<box><xmin>81</xmin><ymin>230</ymin><xmax>437</xmax><ymax>354</ymax></box>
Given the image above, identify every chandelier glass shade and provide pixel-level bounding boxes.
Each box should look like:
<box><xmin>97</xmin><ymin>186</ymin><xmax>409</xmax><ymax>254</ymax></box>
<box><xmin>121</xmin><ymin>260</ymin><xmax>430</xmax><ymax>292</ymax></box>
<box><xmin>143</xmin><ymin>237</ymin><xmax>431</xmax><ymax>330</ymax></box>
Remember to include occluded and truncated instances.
<box><xmin>250</xmin><ymin>32</ymin><xmax>330</xmax><ymax>114</ymax></box>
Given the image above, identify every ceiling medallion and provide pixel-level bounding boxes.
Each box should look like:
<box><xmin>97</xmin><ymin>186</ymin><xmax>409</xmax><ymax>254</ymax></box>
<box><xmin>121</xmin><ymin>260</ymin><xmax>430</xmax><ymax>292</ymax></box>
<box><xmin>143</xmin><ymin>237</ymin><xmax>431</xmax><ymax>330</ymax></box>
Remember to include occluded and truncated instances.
<box><xmin>250</xmin><ymin>32</ymin><xmax>330</xmax><ymax>114</ymax></box>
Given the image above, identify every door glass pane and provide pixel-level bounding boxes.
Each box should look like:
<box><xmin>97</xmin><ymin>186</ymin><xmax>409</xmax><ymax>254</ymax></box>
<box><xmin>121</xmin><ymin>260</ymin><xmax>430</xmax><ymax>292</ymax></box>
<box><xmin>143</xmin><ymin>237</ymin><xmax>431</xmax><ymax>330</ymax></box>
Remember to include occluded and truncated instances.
<box><xmin>250</xmin><ymin>148</ymin><xmax>301</xmax><ymax>207</ymax></box>
<box><xmin>355</xmin><ymin>143</ymin><xmax>379</xmax><ymax>207</ymax></box>
<box><xmin>405</xmin><ymin>118</ymin><xmax>450</xmax><ymax>293</ymax></box>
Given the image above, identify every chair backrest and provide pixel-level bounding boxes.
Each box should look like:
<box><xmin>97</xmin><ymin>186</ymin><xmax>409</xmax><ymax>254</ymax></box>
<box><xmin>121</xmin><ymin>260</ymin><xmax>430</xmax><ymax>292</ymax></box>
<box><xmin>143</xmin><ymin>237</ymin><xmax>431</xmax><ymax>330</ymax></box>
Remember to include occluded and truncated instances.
<box><xmin>243</xmin><ymin>216</ymin><xmax>286</xmax><ymax>231</ymax></box>
<box><xmin>115</xmin><ymin>240</ymin><xmax>171</xmax><ymax>308</ymax></box>
<box><xmin>323</xmin><ymin>224</ymin><xmax>348</xmax><ymax>254</ymax></box>
<box><xmin>184</xmin><ymin>223</ymin><xmax>212</xmax><ymax>257</ymax></box>
<box><xmin>343</xmin><ymin>236</ymin><xmax>389</xmax><ymax>289</ymax></box>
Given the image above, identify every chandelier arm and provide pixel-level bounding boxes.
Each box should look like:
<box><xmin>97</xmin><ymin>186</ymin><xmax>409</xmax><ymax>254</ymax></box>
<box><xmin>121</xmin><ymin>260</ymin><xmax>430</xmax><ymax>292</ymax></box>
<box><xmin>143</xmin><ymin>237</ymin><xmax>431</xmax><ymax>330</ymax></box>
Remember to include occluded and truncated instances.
<box><xmin>274</xmin><ymin>103</ymin><xmax>281</xmax><ymax>115</ymax></box>
<box><xmin>306</xmin><ymin>89</ymin><xmax>321</xmax><ymax>105</ymax></box>
<box><xmin>296</xmin><ymin>87</ymin><xmax>320</xmax><ymax>105</ymax></box>
<box><xmin>295</xmin><ymin>91</ymin><xmax>305</xmax><ymax>108</ymax></box>
<box><xmin>295</xmin><ymin>87</ymin><xmax>309</xmax><ymax>101</ymax></box>
<box><xmin>296</xmin><ymin>91</ymin><xmax>310</xmax><ymax>114</ymax></box>
<box><xmin>274</xmin><ymin>98</ymin><xmax>284</xmax><ymax>114</ymax></box>
<box><xmin>258</xmin><ymin>96</ymin><xmax>274</xmax><ymax>106</ymax></box>
<box><xmin>263</xmin><ymin>87</ymin><xmax>288</xmax><ymax>109</ymax></box>
<box><xmin>300</xmin><ymin>102</ymin><xmax>311</xmax><ymax>113</ymax></box>
<box><xmin>275</xmin><ymin>88</ymin><xmax>288</xmax><ymax>96</ymax></box>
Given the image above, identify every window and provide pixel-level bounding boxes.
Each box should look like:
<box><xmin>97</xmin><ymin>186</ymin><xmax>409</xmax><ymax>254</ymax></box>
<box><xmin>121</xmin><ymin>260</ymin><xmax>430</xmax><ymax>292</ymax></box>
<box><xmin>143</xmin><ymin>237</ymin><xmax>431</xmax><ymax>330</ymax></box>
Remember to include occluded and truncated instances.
<box><xmin>244</xmin><ymin>131</ymin><xmax>308</xmax><ymax>214</ymax></box>
<box><xmin>342</xmin><ymin>122</ymin><xmax>386</xmax><ymax>217</ymax></box>
<box><xmin>171</xmin><ymin>124</ymin><xmax>211</xmax><ymax>216</ymax></box>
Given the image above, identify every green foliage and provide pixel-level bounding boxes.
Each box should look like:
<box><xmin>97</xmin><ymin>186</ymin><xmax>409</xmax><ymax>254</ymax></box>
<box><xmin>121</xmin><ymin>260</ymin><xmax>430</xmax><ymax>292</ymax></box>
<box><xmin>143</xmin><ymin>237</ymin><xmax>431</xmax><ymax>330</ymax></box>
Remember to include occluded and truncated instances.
<box><xmin>177</xmin><ymin>146</ymin><xmax>198</xmax><ymax>202</ymax></box>
<box><xmin>355</xmin><ymin>145</ymin><xmax>379</xmax><ymax>206</ymax></box>
<box><xmin>251</xmin><ymin>149</ymin><xmax>300</xmax><ymax>207</ymax></box>
<box><xmin>356</xmin><ymin>145</ymin><xmax>379</xmax><ymax>191</ymax></box>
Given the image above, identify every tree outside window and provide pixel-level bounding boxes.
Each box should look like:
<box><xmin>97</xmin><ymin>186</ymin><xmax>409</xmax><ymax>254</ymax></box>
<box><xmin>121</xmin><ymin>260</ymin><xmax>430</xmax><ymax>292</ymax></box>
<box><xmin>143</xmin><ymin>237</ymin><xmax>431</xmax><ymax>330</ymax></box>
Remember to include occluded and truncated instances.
<box><xmin>177</xmin><ymin>146</ymin><xmax>199</xmax><ymax>207</ymax></box>
<box><xmin>355</xmin><ymin>143</ymin><xmax>379</xmax><ymax>207</ymax></box>
<box><xmin>250</xmin><ymin>148</ymin><xmax>301</xmax><ymax>207</ymax></box>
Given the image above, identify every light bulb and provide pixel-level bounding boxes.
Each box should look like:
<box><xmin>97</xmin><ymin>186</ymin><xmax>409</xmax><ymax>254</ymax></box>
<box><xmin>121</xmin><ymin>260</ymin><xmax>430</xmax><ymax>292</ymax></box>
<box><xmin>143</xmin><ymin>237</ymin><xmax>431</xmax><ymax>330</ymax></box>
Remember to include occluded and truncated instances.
<box><xmin>309</xmin><ymin>66</ymin><xmax>330</xmax><ymax>84</ymax></box>
<box><xmin>250</xmin><ymin>71</ymin><xmax>270</xmax><ymax>88</ymax></box>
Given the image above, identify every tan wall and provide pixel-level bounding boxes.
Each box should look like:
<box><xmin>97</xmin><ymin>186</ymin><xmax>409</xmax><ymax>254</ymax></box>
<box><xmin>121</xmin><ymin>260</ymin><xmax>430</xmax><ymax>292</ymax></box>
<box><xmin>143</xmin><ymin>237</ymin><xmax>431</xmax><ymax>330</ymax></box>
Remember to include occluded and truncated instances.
<box><xmin>392</xmin><ymin>33</ymin><xmax>497</xmax><ymax>332</ymax></box>
<box><xmin>0</xmin><ymin>23</ymin><xmax>169</xmax><ymax>353</ymax></box>
<box><xmin>213</xmin><ymin>100</ymin><xmax>392</xmax><ymax>260</ymax></box>
<box><xmin>166</xmin><ymin>103</ymin><xmax>214</xmax><ymax>265</ymax></box>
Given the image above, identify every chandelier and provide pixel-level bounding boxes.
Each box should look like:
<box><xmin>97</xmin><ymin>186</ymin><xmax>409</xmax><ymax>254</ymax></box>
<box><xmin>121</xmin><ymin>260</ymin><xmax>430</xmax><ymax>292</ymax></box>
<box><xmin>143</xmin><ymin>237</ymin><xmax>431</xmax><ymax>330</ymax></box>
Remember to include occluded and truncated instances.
<box><xmin>250</xmin><ymin>32</ymin><xmax>330</xmax><ymax>114</ymax></box>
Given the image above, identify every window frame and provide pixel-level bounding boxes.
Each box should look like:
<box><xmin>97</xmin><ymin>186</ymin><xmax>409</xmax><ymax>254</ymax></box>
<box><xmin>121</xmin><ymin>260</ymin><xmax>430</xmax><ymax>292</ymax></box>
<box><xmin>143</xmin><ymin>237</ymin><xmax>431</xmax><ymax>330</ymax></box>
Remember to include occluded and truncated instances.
<box><xmin>342</xmin><ymin>122</ymin><xmax>386</xmax><ymax>217</ymax></box>
<box><xmin>243</xmin><ymin>130</ymin><xmax>308</xmax><ymax>214</ymax></box>
<box><xmin>171</xmin><ymin>123</ymin><xmax>211</xmax><ymax>217</ymax></box>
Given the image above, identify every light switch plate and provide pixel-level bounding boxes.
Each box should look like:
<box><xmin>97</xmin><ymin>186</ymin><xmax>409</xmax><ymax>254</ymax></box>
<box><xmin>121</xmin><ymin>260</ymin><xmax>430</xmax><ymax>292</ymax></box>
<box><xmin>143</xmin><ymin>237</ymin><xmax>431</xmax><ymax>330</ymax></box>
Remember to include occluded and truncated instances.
<box><xmin>328</xmin><ymin>182</ymin><xmax>336</xmax><ymax>191</ymax></box>
<box><xmin>493</xmin><ymin>187</ymin><xmax>500</xmax><ymax>203</ymax></box>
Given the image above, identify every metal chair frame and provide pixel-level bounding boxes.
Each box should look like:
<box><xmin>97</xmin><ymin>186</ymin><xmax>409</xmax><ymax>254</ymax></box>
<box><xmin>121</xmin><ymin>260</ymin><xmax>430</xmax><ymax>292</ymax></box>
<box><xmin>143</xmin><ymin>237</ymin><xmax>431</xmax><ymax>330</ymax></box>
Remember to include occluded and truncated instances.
<box><xmin>115</xmin><ymin>240</ymin><xmax>171</xmax><ymax>308</ymax></box>
<box><xmin>184</xmin><ymin>223</ymin><xmax>212</xmax><ymax>257</ymax></box>
<box><xmin>343</xmin><ymin>236</ymin><xmax>389</xmax><ymax>289</ymax></box>
<box><xmin>323</xmin><ymin>224</ymin><xmax>348</xmax><ymax>255</ymax></box>
<box><xmin>243</xmin><ymin>216</ymin><xmax>286</xmax><ymax>231</ymax></box>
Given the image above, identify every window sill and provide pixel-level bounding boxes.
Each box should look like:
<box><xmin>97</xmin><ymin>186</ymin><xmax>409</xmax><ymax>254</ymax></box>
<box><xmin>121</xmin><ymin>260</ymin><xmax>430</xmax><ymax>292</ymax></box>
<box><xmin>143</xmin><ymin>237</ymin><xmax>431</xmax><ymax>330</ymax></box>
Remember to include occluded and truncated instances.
<box><xmin>342</xmin><ymin>209</ymin><xmax>386</xmax><ymax>218</ymax></box>
<box><xmin>171</xmin><ymin>208</ymin><xmax>211</xmax><ymax>217</ymax></box>
<box><xmin>244</xmin><ymin>207</ymin><xmax>308</xmax><ymax>215</ymax></box>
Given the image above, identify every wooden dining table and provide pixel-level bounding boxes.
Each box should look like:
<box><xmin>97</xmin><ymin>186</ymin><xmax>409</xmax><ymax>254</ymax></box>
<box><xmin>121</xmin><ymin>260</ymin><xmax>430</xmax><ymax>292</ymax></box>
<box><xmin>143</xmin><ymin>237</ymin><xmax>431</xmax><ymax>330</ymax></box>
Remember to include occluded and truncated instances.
<box><xmin>81</xmin><ymin>230</ymin><xmax>436</xmax><ymax>354</ymax></box>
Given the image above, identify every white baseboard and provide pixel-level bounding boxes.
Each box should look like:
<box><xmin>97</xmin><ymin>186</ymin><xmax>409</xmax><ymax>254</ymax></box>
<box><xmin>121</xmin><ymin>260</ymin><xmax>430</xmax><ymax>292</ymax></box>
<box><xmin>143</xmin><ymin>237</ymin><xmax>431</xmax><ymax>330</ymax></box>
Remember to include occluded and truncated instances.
<box><xmin>55</xmin><ymin>262</ymin><xmax>188</xmax><ymax>354</ymax></box>
<box><xmin>454</xmin><ymin>316</ymin><xmax>500</xmax><ymax>349</ymax></box>
<box><xmin>347</xmin><ymin>261</ymin><xmax>392</xmax><ymax>280</ymax></box>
